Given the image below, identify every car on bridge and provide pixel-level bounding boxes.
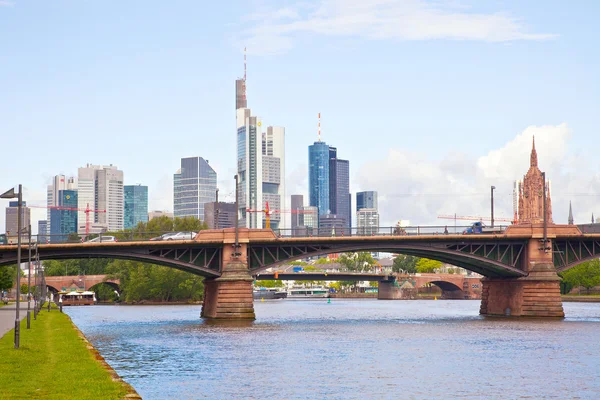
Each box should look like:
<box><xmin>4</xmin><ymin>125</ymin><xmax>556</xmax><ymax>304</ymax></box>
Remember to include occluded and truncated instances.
<box><xmin>86</xmin><ymin>235</ymin><xmax>117</xmax><ymax>243</ymax></box>
<box><xmin>150</xmin><ymin>232</ymin><xmax>197</xmax><ymax>241</ymax></box>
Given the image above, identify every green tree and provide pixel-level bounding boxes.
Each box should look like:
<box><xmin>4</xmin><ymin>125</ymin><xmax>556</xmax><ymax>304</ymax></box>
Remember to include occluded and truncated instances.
<box><xmin>560</xmin><ymin>259</ymin><xmax>600</xmax><ymax>294</ymax></box>
<box><xmin>392</xmin><ymin>255</ymin><xmax>418</xmax><ymax>273</ymax></box>
<box><xmin>0</xmin><ymin>265</ymin><xmax>15</xmax><ymax>291</ymax></box>
<box><xmin>416</xmin><ymin>258</ymin><xmax>443</xmax><ymax>273</ymax></box>
<box><xmin>338</xmin><ymin>252</ymin><xmax>375</xmax><ymax>272</ymax></box>
<box><xmin>314</xmin><ymin>257</ymin><xmax>331</xmax><ymax>265</ymax></box>
<box><xmin>254</xmin><ymin>280</ymin><xmax>284</xmax><ymax>288</ymax></box>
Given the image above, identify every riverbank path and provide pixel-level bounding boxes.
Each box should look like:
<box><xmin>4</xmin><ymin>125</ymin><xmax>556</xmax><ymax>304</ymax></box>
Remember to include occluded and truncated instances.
<box><xmin>0</xmin><ymin>302</ymin><xmax>29</xmax><ymax>339</ymax></box>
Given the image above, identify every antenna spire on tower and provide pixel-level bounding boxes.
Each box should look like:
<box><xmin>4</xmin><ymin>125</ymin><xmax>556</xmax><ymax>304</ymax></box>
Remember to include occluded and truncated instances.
<box><xmin>318</xmin><ymin>112</ymin><xmax>321</xmax><ymax>142</ymax></box>
<box><xmin>244</xmin><ymin>47</ymin><xmax>247</xmax><ymax>82</ymax></box>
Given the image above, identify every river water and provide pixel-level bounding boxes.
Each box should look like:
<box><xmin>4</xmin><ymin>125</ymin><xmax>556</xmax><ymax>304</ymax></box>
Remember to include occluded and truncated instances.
<box><xmin>66</xmin><ymin>300</ymin><xmax>600</xmax><ymax>399</ymax></box>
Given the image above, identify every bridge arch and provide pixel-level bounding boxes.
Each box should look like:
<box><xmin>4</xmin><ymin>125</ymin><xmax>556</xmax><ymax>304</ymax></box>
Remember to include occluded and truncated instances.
<box><xmin>89</xmin><ymin>281</ymin><xmax>120</xmax><ymax>292</ymax></box>
<box><xmin>248</xmin><ymin>243</ymin><xmax>528</xmax><ymax>278</ymax></box>
<box><xmin>0</xmin><ymin>250</ymin><xmax>220</xmax><ymax>278</ymax></box>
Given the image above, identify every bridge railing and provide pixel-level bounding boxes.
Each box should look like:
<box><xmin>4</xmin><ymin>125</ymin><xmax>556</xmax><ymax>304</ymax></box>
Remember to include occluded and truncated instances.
<box><xmin>2</xmin><ymin>225</ymin><xmax>511</xmax><ymax>245</ymax></box>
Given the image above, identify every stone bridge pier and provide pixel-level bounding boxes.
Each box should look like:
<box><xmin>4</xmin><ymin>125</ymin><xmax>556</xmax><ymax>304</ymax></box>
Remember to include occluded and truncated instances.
<box><xmin>201</xmin><ymin>231</ymin><xmax>255</xmax><ymax>320</ymax></box>
<box><xmin>480</xmin><ymin>235</ymin><xmax>564</xmax><ymax>318</ymax></box>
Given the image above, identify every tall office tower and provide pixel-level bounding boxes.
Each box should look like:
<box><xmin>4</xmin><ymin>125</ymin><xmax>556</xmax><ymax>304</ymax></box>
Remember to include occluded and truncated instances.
<box><xmin>77</xmin><ymin>164</ymin><xmax>124</xmax><ymax>233</ymax></box>
<box><xmin>49</xmin><ymin>190</ymin><xmax>78</xmax><ymax>243</ymax></box>
<box><xmin>297</xmin><ymin>205</ymin><xmax>319</xmax><ymax>236</ymax></box>
<box><xmin>291</xmin><ymin>195</ymin><xmax>304</xmax><ymax>234</ymax></box>
<box><xmin>204</xmin><ymin>202</ymin><xmax>237</xmax><ymax>229</ymax></box>
<box><xmin>37</xmin><ymin>220</ymin><xmax>48</xmax><ymax>243</ymax></box>
<box><xmin>356</xmin><ymin>191</ymin><xmax>378</xmax><ymax>211</ymax></box>
<box><xmin>357</xmin><ymin>208</ymin><xmax>380</xmax><ymax>235</ymax></box>
<box><xmin>124</xmin><ymin>185</ymin><xmax>149</xmax><ymax>229</ymax></box>
<box><xmin>262</xmin><ymin>125</ymin><xmax>285</xmax><ymax>229</ymax></box>
<box><xmin>47</xmin><ymin>175</ymin><xmax>77</xmax><ymax>234</ymax></box>
<box><xmin>309</xmin><ymin>140</ymin><xmax>330</xmax><ymax>216</ymax></box>
<box><xmin>328</xmin><ymin>146</ymin><xmax>350</xmax><ymax>228</ymax></box>
<box><xmin>5</xmin><ymin>201</ymin><xmax>30</xmax><ymax>238</ymax></box>
<box><xmin>237</xmin><ymin>108</ymin><xmax>263</xmax><ymax>228</ymax></box>
<box><xmin>236</xmin><ymin>48</ymin><xmax>247</xmax><ymax>110</ymax></box>
<box><xmin>173</xmin><ymin>157</ymin><xmax>217</xmax><ymax>222</ymax></box>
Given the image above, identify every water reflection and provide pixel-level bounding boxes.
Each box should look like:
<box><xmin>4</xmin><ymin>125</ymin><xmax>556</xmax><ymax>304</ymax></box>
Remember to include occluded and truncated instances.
<box><xmin>66</xmin><ymin>301</ymin><xmax>600</xmax><ymax>400</ymax></box>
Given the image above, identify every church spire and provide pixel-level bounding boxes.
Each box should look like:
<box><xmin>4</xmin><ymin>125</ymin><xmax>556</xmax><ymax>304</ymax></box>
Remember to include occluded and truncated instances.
<box><xmin>568</xmin><ymin>201</ymin><xmax>574</xmax><ymax>225</ymax></box>
<box><xmin>530</xmin><ymin>136</ymin><xmax>538</xmax><ymax>167</ymax></box>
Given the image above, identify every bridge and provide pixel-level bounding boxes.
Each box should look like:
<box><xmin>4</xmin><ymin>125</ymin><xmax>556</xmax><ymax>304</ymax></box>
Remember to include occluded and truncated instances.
<box><xmin>20</xmin><ymin>275</ymin><xmax>120</xmax><ymax>293</ymax></box>
<box><xmin>1</xmin><ymin>141</ymin><xmax>598</xmax><ymax>319</ymax></box>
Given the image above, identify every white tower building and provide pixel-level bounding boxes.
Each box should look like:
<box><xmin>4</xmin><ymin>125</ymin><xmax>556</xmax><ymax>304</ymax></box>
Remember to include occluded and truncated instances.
<box><xmin>77</xmin><ymin>164</ymin><xmax>124</xmax><ymax>233</ymax></box>
<box><xmin>46</xmin><ymin>175</ymin><xmax>77</xmax><ymax>234</ymax></box>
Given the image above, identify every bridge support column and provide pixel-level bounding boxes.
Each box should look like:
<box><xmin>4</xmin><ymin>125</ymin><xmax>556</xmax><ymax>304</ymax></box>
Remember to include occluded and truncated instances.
<box><xmin>378</xmin><ymin>280</ymin><xmax>416</xmax><ymax>300</ymax></box>
<box><xmin>480</xmin><ymin>262</ymin><xmax>564</xmax><ymax>318</ymax></box>
<box><xmin>201</xmin><ymin>260</ymin><xmax>255</xmax><ymax>320</ymax></box>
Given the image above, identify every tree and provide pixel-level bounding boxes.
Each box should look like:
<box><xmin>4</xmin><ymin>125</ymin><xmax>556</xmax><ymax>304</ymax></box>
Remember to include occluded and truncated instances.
<box><xmin>0</xmin><ymin>265</ymin><xmax>15</xmax><ymax>291</ymax></box>
<box><xmin>392</xmin><ymin>255</ymin><xmax>418</xmax><ymax>273</ymax></box>
<box><xmin>416</xmin><ymin>258</ymin><xmax>442</xmax><ymax>273</ymax></box>
<box><xmin>338</xmin><ymin>252</ymin><xmax>375</xmax><ymax>272</ymax></box>
<box><xmin>254</xmin><ymin>280</ymin><xmax>284</xmax><ymax>288</ymax></box>
<box><xmin>560</xmin><ymin>259</ymin><xmax>600</xmax><ymax>294</ymax></box>
<box><xmin>314</xmin><ymin>257</ymin><xmax>331</xmax><ymax>265</ymax></box>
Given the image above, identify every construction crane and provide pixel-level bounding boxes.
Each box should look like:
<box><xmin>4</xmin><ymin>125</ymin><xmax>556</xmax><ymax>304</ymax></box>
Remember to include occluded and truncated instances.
<box><xmin>30</xmin><ymin>203</ymin><xmax>106</xmax><ymax>236</ymax></box>
<box><xmin>246</xmin><ymin>202</ymin><xmax>313</xmax><ymax>229</ymax></box>
<box><xmin>438</xmin><ymin>214</ymin><xmax>513</xmax><ymax>223</ymax></box>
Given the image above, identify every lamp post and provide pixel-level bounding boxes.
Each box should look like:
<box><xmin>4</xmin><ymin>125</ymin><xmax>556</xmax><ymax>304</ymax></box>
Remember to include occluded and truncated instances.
<box><xmin>490</xmin><ymin>186</ymin><xmax>496</xmax><ymax>228</ymax></box>
<box><xmin>1</xmin><ymin>184</ymin><xmax>22</xmax><ymax>349</ymax></box>
<box><xmin>26</xmin><ymin>224</ymin><xmax>31</xmax><ymax>329</ymax></box>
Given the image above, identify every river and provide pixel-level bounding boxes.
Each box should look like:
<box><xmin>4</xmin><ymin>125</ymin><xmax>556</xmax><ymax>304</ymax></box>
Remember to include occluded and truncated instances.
<box><xmin>66</xmin><ymin>300</ymin><xmax>600</xmax><ymax>399</ymax></box>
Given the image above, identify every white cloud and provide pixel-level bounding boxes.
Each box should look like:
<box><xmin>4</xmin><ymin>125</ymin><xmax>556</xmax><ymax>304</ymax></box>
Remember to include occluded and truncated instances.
<box><xmin>356</xmin><ymin>123</ymin><xmax>600</xmax><ymax>227</ymax></box>
<box><xmin>239</xmin><ymin>0</ymin><xmax>556</xmax><ymax>55</ymax></box>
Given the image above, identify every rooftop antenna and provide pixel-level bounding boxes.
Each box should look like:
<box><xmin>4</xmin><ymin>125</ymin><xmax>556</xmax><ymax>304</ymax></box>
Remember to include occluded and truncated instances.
<box><xmin>318</xmin><ymin>112</ymin><xmax>321</xmax><ymax>142</ymax></box>
<box><xmin>243</xmin><ymin>47</ymin><xmax>247</xmax><ymax>102</ymax></box>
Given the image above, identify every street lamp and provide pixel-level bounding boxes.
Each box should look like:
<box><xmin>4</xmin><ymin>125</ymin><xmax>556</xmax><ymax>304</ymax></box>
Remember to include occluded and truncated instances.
<box><xmin>26</xmin><ymin>224</ymin><xmax>32</xmax><ymax>329</ymax></box>
<box><xmin>1</xmin><ymin>184</ymin><xmax>22</xmax><ymax>349</ymax></box>
<box><xmin>490</xmin><ymin>186</ymin><xmax>496</xmax><ymax>228</ymax></box>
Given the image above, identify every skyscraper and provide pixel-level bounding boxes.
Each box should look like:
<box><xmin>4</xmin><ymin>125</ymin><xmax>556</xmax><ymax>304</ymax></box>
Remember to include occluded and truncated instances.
<box><xmin>37</xmin><ymin>220</ymin><xmax>48</xmax><ymax>243</ymax></box>
<box><xmin>47</xmin><ymin>175</ymin><xmax>76</xmax><ymax>235</ymax></box>
<box><xmin>356</xmin><ymin>191</ymin><xmax>378</xmax><ymax>211</ymax></box>
<box><xmin>328</xmin><ymin>147</ymin><xmax>350</xmax><ymax>228</ymax></box>
<box><xmin>77</xmin><ymin>164</ymin><xmax>124</xmax><ymax>233</ymax></box>
<box><xmin>262</xmin><ymin>125</ymin><xmax>285</xmax><ymax>229</ymax></box>
<box><xmin>309</xmin><ymin>140</ymin><xmax>330</xmax><ymax>216</ymax></box>
<box><xmin>50</xmin><ymin>190</ymin><xmax>78</xmax><ymax>243</ymax></box>
<box><xmin>357</xmin><ymin>208</ymin><xmax>380</xmax><ymax>235</ymax></box>
<box><xmin>237</xmin><ymin>108</ymin><xmax>263</xmax><ymax>228</ymax></box>
<box><xmin>291</xmin><ymin>194</ymin><xmax>304</xmax><ymax>234</ymax></box>
<box><xmin>173</xmin><ymin>157</ymin><xmax>217</xmax><ymax>222</ymax></box>
<box><xmin>204</xmin><ymin>202</ymin><xmax>237</xmax><ymax>229</ymax></box>
<box><xmin>5</xmin><ymin>201</ymin><xmax>30</xmax><ymax>239</ymax></box>
<box><xmin>124</xmin><ymin>185</ymin><xmax>149</xmax><ymax>229</ymax></box>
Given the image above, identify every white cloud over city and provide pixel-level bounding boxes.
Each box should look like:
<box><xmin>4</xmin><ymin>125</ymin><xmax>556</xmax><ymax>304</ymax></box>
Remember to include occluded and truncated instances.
<box><xmin>356</xmin><ymin>123</ymin><xmax>600</xmax><ymax>228</ymax></box>
<box><xmin>240</xmin><ymin>0</ymin><xmax>556</xmax><ymax>55</ymax></box>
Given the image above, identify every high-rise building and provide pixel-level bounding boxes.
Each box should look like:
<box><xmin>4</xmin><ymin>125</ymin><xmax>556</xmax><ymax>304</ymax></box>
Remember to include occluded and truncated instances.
<box><xmin>295</xmin><ymin>205</ymin><xmax>318</xmax><ymax>236</ymax></box>
<box><xmin>356</xmin><ymin>191</ymin><xmax>378</xmax><ymax>211</ymax></box>
<box><xmin>309</xmin><ymin>141</ymin><xmax>330</xmax><ymax>216</ymax></box>
<box><xmin>236</xmin><ymin>79</ymin><xmax>247</xmax><ymax>110</ymax></box>
<box><xmin>174</xmin><ymin>157</ymin><xmax>216</xmax><ymax>222</ymax></box>
<box><xmin>47</xmin><ymin>175</ymin><xmax>77</xmax><ymax>235</ymax></box>
<box><xmin>237</xmin><ymin>108</ymin><xmax>263</xmax><ymax>228</ymax></box>
<box><xmin>262</xmin><ymin>125</ymin><xmax>285</xmax><ymax>229</ymax></box>
<box><xmin>37</xmin><ymin>220</ymin><xmax>48</xmax><ymax>243</ymax></box>
<box><xmin>357</xmin><ymin>208</ymin><xmax>380</xmax><ymax>235</ymax></box>
<box><xmin>204</xmin><ymin>202</ymin><xmax>237</xmax><ymax>229</ymax></box>
<box><xmin>291</xmin><ymin>195</ymin><xmax>304</xmax><ymax>234</ymax></box>
<box><xmin>318</xmin><ymin>214</ymin><xmax>348</xmax><ymax>236</ymax></box>
<box><xmin>77</xmin><ymin>164</ymin><xmax>123</xmax><ymax>233</ymax></box>
<box><xmin>5</xmin><ymin>201</ymin><xmax>30</xmax><ymax>238</ymax></box>
<box><xmin>124</xmin><ymin>185</ymin><xmax>148</xmax><ymax>229</ymax></box>
<box><xmin>50</xmin><ymin>190</ymin><xmax>78</xmax><ymax>243</ymax></box>
<box><xmin>328</xmin><ymin>146</ymin><xmax>350</xmax><ymax>228</ymax></box>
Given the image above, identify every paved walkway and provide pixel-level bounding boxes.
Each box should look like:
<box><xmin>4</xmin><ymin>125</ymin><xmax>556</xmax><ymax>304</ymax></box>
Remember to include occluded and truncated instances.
<box><xmin>0</xmin><ymin>302</ymin><xmax>30</xmax><ymax>339</ymax></box>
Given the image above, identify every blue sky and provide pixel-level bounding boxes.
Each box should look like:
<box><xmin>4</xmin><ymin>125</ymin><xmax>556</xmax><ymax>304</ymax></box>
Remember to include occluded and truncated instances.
<box><xmin>1</xmin><ymin>0</ymin><xmax>599</xmax><ymax>232</ymax></box>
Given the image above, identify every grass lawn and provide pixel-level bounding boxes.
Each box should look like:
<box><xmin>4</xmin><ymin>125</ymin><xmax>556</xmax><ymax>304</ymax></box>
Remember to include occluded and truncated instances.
<box><xmin>0</xmin><ymin>307</ymin><xmax>132</xmax><ymax>400</ymax></box>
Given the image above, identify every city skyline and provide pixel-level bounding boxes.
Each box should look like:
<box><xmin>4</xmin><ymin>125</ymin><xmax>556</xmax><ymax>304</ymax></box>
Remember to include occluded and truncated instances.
<box><xmin>2</xmin><ymin>1</ymin><xmax>600</xmax><ymax>232</ymax></box>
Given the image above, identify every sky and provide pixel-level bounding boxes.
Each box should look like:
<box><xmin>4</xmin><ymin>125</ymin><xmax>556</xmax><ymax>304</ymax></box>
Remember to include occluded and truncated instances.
<box><xmin>1</xmin><ymin>0</ymin><xmax>600</xmax><ymax>233</ymax></box>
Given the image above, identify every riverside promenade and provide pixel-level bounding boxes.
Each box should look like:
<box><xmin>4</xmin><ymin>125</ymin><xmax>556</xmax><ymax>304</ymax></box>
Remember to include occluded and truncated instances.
<box><xmin>0</xmin><ymin>302</ymin><xmax>28</xmax><ymax>339</ymax></box>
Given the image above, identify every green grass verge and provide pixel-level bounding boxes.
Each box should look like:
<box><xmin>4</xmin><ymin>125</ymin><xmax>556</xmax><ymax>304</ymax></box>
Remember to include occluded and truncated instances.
<box><xmin>0</xmin><ymin>307</ymin><xmax>131</xmax><ymax>400</ymax></box>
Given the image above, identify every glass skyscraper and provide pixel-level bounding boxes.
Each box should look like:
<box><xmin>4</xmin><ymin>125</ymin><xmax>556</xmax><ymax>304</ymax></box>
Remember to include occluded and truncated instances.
<box><xmin>50</xmin><ymin>190</ymin><xmax>78</xmax><ymax>243</ymax></box>
<box><xmin>174</xmin><ymin>157</ymin><xmax>217</xmax><ymax>222</ymax></box>
<box><xmin>124</xmin><ymin>185</ymin><xmax>148</xmax><ymax>229</ymax></box>
<box><xmin>356</xmin><ymin>191</ymin><xmax>378</xmax><ymax>211</ymax></box>
<box><xmin>309</xmin><ymin>141</ymin><xmax>330</xmax><ymax>216</ymax></box>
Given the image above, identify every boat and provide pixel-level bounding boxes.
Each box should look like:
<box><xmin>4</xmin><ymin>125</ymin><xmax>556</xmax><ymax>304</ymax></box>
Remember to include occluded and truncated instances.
<box><xmin>287</xmin><ymin>287</ymin><xmax>330</xmax><ymax>299</ymax></box>
<box><xmin>253</xmin><ymin>287</ymin><xmax>288</xmax><ymax>300</ymax></box>
<box><xmin>58</xmin><ymin>290</ymin><xmax>96</xmax><ymax>306</ymax></box>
